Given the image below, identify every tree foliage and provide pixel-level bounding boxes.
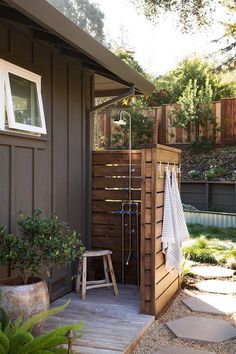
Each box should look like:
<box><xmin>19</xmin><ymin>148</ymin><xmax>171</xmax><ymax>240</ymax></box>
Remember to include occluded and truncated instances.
<box><xmin>111</xmin><ymin>109</ymin><xmax>153</xmax><ymax>149</ymax></box>
<box><xmin>48</xmin><ymin>0</ymin><xmax>105</xmax><ymax>43</ymax></box>
<box><xmin>151</xmin><ymin>58</ymin><xmax>236</xmax><ymax>106</ymax></box>
<box><xmin>114</xmin><ymin>48</ymin><xmax>152</xmax><ymax>108</ymax></box>
<box><xmin>132</xmin><ymin>0</ymin><xmax>217</xmax><ymax>32</ymax></box>
<box><xmin>214</xmin><ymin>0</ymin><xmax>236</xmax><ymax>70</ymax></box>
<box><xmin>132</xmin><ymin>0</ymin><xmax>236</xmax><ymax>70</ymax></box>
<box><xmin>169</xmin><ymin>77</ymin><xmax>216</xmax><ymax>145</ymax></box>
<box><xmin>0</xmin><ymin>209</ymin><xmax>85</xmax><ymax>285</ymax></box>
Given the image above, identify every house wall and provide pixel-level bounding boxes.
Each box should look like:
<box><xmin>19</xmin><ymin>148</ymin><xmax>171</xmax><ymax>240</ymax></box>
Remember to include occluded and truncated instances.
<box><xmin>0</xmin><ymin>19</ymin><xmax>93</xmax><ymax>300</ymax></box>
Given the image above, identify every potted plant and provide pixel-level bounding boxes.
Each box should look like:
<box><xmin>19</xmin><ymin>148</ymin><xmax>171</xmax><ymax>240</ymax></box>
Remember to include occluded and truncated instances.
<box><xmin>0</xmin><ymin>209</ymin><xmax>85</xmax><ymax>332</ymax></box>
<box><xmin>0</xmin><ymin>298</ymin><xmax>83</xmax><ymax>353</ymax></box>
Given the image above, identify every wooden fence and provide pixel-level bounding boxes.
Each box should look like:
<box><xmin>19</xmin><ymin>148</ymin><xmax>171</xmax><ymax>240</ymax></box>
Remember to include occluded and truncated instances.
<box><xmin>92</xmin><ymin>150</ymin><xmax>142</xmax><ymax>284</ymax></box>
<box><xmin>91</xmin><ymin>145</ymin><xmax>182</xmax><ymax>317</ymax></box>
<box><xmin>181</xmin><ymin>181</ymin><xmax>236</xmax><ymax>213</ymax></box>
<box><xmin>158</xmin><ymin>97</ymin><xmax>236</xmax><ymax>146</ymax></box>
<box><xmin>93</xmin><ymin>97</ymin><xmax>236</xmax><ymax>148</ymax></box>
<box><xmin>157</xmin><ymin>102</ymin><xmax>222</xmax><ymax>145</ymax></box>
<box><xmin>141</xmin><ymin>144</ymin><xmax>181</xmax><ymax>316</ymax></box>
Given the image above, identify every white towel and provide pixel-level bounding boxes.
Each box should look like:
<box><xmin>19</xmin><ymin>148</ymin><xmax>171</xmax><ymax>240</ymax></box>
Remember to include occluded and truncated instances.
<box><xmin>172</xmin><ymin>170</ymin><xmax>189</xmax><ymax>244</ymax></box>
<box><xmin>162</xmin><ymin>170</ymin><xmax>189</xmax><ymax>272</ymax></box>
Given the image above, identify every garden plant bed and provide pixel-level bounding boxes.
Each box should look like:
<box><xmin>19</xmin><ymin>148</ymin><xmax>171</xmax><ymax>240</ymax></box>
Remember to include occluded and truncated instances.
<box><xmin>182</xmin><ymin>224</ymin><xmax>236</xmax><ymax>268</ymax></box>
<box><xmin>181</xmin><ymin>148</ymin><xmax>236</xmax><ymax>182</ymax></box>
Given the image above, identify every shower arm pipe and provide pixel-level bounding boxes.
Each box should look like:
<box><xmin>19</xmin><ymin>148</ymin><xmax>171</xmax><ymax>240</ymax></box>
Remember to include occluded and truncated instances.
<box><xmin>119</xmin><ymin>110</ymin><xmax>132</xmax><ymax>204</ymax></box>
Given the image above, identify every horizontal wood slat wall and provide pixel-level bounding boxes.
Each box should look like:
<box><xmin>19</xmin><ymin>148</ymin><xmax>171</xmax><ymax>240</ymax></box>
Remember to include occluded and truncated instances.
<box><xmin>140</xmin><ymin>144</ymin><xmax>181</xmax><ymax>317</ymax></box>
<box><xmin>91</xmin><ymin>150</ymin><xmax>142</xmax><ymax>284</ymax></box>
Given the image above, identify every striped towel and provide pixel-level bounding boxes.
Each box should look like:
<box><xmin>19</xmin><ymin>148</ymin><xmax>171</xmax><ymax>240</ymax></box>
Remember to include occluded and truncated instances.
<box><xmin>162</xmin><ymin>170</ymin><xmax>189</xmax><ymax>272</ymax></box>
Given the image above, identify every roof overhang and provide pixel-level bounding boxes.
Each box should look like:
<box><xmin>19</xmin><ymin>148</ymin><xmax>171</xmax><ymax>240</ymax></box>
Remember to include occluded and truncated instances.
<box><xmin>2</xmin><ymin>0</ymin><xmax>155</xmax><ymax>97</ymax></box>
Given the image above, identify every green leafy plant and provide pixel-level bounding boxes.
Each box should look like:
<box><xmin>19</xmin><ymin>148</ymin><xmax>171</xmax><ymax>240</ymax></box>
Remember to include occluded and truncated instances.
<box><xmin>188</xmin><ymin>138</ymin><xmax>214</xmax><ymax>153</ymax></box>
<box><xmin>182</xmin><ymin>204</ymin><xmax>199</xmax><ymax>211</ymax></box>
<box><xmin>0</xmin><ymin>299</ymin><xmax>83</xmax><ymax>353</ymax></box>
<box><xmin>187</xmin><ymin>169</ymin><xmax>201</xmax><ymax>179</ymax></box>
<box><xmin>0</xmin><ymin>209</ymin><xmax>85</xmax><ymax>285</ymax></box>
<box><xmin>111</xmin><ymin>109</ymin><xmax>153</xmax><ymax>149</ymax></box>
<box><xmin>203</xmin><ymin>165</ymin><xmax>226</xmax><ymax>180</ymax></box>
<box><xmin>232</xmin><ymin>170</ymin><xmax>236</xmax><ymax>181</ymax></box>
<box><xmin>169</xmin><ymin>77</ymin><xmax>217</xmax><ymax>146</ymax></box>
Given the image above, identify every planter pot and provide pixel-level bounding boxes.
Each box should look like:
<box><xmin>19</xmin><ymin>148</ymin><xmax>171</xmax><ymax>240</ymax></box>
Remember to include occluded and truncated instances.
<box><xmin>0</xmin><ymin>277</ymin><xmax>49</xmax><ymax>335</ymax></box>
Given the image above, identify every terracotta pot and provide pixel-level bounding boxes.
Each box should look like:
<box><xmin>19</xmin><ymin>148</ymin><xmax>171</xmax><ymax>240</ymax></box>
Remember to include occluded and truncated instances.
<box><xmin>0</xmin><ymin>277</ymin><xmax>49</xmax><ymax>335</ymax></box>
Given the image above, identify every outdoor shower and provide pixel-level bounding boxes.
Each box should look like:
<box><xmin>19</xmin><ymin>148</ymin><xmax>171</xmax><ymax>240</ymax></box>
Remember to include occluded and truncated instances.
<box><xmin>113</xmin><ymin>110</ymin><xmax>140</xmax><ymax>284</ymax></box>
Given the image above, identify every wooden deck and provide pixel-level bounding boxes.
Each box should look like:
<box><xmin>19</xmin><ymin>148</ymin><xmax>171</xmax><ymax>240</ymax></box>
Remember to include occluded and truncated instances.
<box><xmin>45</xmin><ymin>285</ymin><xmax>155</xmax><ymax>354</ymax></box>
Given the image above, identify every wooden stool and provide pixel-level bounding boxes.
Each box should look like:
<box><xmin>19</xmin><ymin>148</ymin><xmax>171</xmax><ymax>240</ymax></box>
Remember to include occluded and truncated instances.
<box><xmin>76</xmin><ymin>250</ymin><xmax>119</xmax><ymax>300</ymax></box>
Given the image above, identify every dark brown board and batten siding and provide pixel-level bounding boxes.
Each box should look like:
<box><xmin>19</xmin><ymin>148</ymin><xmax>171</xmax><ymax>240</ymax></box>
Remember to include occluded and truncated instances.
<box><xmin>0</xmin><ymin>18</ymin><xmax>93</xmax><ymax>300</ymax></box>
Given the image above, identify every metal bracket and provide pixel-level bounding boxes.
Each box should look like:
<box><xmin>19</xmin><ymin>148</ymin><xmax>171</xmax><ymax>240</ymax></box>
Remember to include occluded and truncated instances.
<box><xmin>88</xmin><ymin>85</ymin><xmax>135</xmax><ymax>114</ymax></box>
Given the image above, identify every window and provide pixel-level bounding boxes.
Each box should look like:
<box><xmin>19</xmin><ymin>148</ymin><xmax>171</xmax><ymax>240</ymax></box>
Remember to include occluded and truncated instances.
<box><xmin>0</xmin><ymin>59</ymin><xmax>47</xmax><ymax>134</ymax></box>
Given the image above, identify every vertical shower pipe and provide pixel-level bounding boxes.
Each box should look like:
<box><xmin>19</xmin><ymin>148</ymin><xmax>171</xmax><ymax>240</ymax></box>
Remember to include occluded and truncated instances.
<box><xmin>115</xmin><ymin>110</ymin><xmax>132</xmax><ymax>283</ymax></box>
<box><xmin>126</xmin><ymin>111</ymin><xmax>132</xmax><ymax>266</ymax></box>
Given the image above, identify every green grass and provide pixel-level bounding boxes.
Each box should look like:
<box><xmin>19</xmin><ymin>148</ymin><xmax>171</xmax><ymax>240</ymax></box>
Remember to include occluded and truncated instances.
<box><xmin>183</xmin><ymin>224</ymin><xmax>236</xmax><ymax>267</ymax></box>
<box><xmin>187</xmin><ymin>224</ymin><xmax>236</xmax><ymax>242</ymax></box>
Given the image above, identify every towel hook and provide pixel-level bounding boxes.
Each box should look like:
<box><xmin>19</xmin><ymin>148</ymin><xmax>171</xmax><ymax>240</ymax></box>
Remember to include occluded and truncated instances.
<box><xmin>178</xmin><ymin>163</ymin><xmax>181</xmax><ymax>175</ymax></box>
<box><xmin>165</xmin><ymin>162</ymin><xmax>169</xmax><ymax>172</ymax></box>
<box><xmin>158</xmin><ymin>161</ymin><xmax>164</xmax><ymax>178</ymax></box>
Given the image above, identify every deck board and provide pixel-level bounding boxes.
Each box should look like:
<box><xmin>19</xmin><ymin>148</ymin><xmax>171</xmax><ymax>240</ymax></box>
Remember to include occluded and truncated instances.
<box><xmin>45</xmin><ymin>285</ymin><xmax>155</xmax><ymax>354</ymax></box>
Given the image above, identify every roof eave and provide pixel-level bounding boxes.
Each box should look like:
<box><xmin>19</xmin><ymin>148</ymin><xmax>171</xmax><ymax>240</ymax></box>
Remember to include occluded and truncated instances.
<box><xmin>4</xmin><ymin>0</ymin><xmax>155</xmax><ymax>96</ymax></box>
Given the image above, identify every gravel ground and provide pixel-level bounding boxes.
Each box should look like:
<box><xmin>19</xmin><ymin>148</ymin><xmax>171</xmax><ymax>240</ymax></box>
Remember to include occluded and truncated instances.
<box><xmin>132</xmin><ymin>289</ymin><xmax>236</xmax><ymax>354</ymax></box>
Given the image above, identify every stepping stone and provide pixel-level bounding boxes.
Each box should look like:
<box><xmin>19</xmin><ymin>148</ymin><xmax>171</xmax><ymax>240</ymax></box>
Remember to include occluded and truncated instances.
<box><xmin>166</xmin><ymin>316</ymin><xmax>236</xmax><ymax>343</ymax></box>
<box><xmin>191</xmin><ymin>266</ymin><xmax>234</xmax><ymax>279</ymax></box>
<box><xmin>182</xmin><ymin>294</ymin><xmax>236</xmax><ymax>315</ymax></box>
<box><xmin>154</xmin><ymin>347</ymin><xmax>215</xmax><ymax>354</ymax></box>
<box><xmin>196</xmin><ymin>280</ymin><xmax>236</xmax><ymax>294</ymax></box>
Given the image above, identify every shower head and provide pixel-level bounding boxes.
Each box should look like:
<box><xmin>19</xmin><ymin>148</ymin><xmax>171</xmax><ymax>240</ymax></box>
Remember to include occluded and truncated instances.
<box><xmin>114</xmin><ymin>110</ymin><xmax>131</xmax><ymax>126</ymax></box>
<box><xmin>114</xmin><ymin>118</ymin><xmax>126</xmax><ymax>126</ymax></box>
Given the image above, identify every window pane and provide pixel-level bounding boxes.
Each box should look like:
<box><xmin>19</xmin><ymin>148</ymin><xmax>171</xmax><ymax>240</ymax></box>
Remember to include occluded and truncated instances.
<box><xmin>9</xmin><ymin>73</ymin><xmax>42</xmax><ymax>127</ymax></box>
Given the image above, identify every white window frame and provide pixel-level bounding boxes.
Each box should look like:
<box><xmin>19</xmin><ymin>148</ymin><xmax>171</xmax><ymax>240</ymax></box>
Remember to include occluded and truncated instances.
<box><xmin>0</xmin><ymin>60</ymin><xmax>4</xmax><ymax>131</ymax></box>
<box><xmin>1</xmin><ymin>59</ymin><xmax>47</xmax><ymax>134</ymax></box>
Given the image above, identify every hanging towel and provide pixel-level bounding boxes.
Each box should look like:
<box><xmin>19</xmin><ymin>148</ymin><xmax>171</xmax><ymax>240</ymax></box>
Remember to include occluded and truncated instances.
<box><xmin>162</xmin><ymin>170</ymin><xmax>189</xmax><ymax>272</ymax></box>
<box><xmin>161</xmin><ymin>169</ymin><xmax>174</xmax><ymax>252</ymax></box>
<box><xmin>172</xmin><ymin>170</ymin><xmax>189</xmax><ymax>244</ymax></box>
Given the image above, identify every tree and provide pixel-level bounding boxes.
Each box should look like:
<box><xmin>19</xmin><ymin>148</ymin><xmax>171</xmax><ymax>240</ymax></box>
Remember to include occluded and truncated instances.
<box><xmin>152</xmin><ymin>57</ymin><xmax>236</xmax><ymax>106</ymax></box>
<box><xmin>48</xmin><ymin>0</ymin><xmax>105</xmax><ymax>43</ymax></box>
<box><xmin>214</xmin><ymin>0</ymin><xmax>236</xmax><ymax>70</ymax></box>
<box><xmin>132</xmin><ymin>0</ymin><xmax>217</xmax><ymax>32</ymax></box>
<box><xmin>114</xmin><ymin>48</ymin><xmax>153</xmax><ymax>108</ymax></box>
<box><xmin>169</xmin><ymin>77</ymin><xmax>218</xmax><ymax>149</ymax></box>
<box><xmin>132</xmin><ymin>0</ymin><xmax>236</xmax><ymax>70</ymax></box>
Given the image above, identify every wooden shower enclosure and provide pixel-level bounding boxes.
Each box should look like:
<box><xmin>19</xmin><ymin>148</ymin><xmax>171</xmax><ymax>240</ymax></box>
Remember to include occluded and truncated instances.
<box><xmin>92</xmin><ymin>144</ymin><xmax>181</xmax><ymax>317</ymax></box>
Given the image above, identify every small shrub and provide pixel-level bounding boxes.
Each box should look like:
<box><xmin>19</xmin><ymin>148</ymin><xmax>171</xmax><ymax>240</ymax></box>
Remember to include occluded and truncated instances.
<box><xmin>203</xmin><ymin>165</ymin><xmax>226</xmax><ymax>180</ymax></box>
<box><xmin>189</xmin><ymin>138</ymin><xmax>214</xmax><ymax>154</ymax></box>
<box><xmin>183</xmin><ymin>246</ymin><xmax>218</xmax><ymax>264</ymax></box>
<box><xmin>195</xmin><ymin>236</ymin><xmax>207</xmax><ymax>249</ymax></box>
<box><xmin>232</xmin><ymin>170</ymin><xmax>236</xmax><ymax>182</ymax></box>
<box><xmin>188</xmin><ymin>170</ymin><xmax>201</xmax><ymax>180</ymax></box>
<box><xmin>0</xmin><ymin>209</ymin><xmax>85</xmax><ymax>285</ymax></box>
<box><xmin>183</xmin><ymin>204</ymin><xmax>198</xmax><ymax>211</ymax></box>
<box><xmin>0</xmin><ymin>299</ymin><xmax>83</xmax><ymax>353</ymax></box>
<box><xmin>226</xmin><ymin>257</ymin><xmax>236</xmax><ymax>269</ymax></box>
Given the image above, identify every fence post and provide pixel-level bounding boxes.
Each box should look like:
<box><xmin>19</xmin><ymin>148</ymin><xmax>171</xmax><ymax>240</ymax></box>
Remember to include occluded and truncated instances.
<box><xmin>105</xmin><ymin>110</ymin><xmax>111</xmax><ymax>149</ymax></box>
<box><xmin>159</xmin><ymin>105</ymin><xmax>167</xmax><ymax>144</ymax></box>
<box><xmin>234</xmin><ymin>183</ymin><xmax>236</xmax><ymax>213</ymax></box>
<box><xmin>205</xmin><ymin>183</ymin><xmax>209</xmax><ymax>210</ymax></box>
